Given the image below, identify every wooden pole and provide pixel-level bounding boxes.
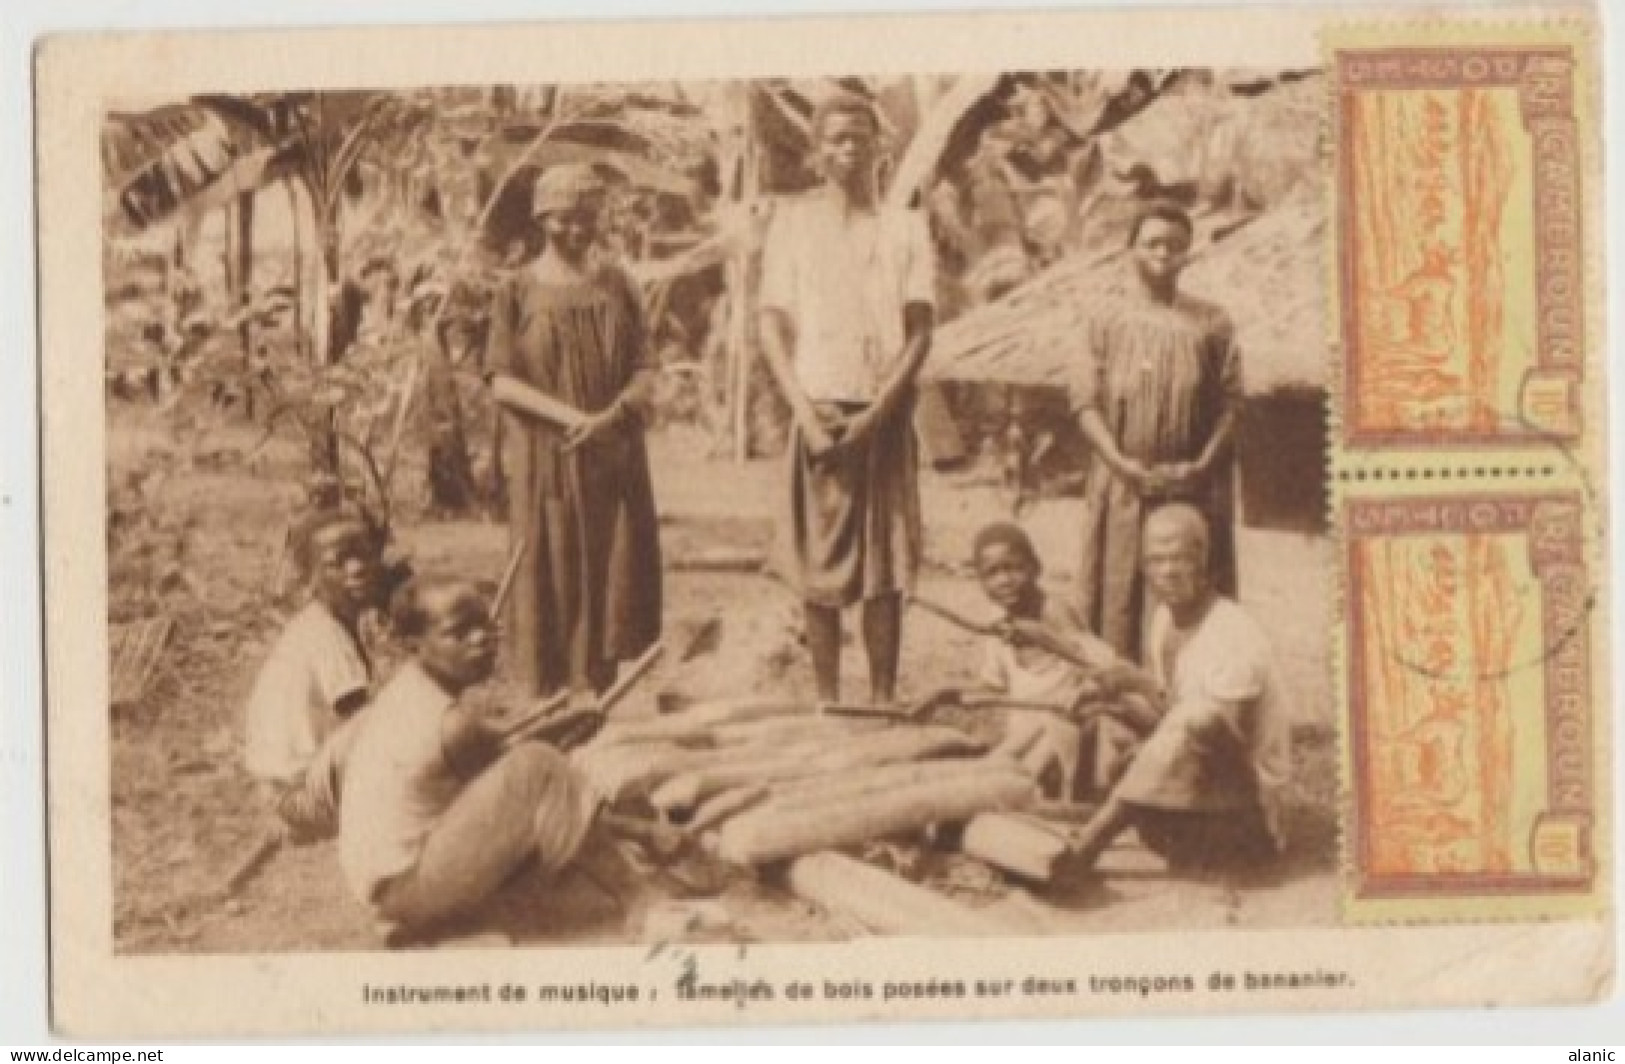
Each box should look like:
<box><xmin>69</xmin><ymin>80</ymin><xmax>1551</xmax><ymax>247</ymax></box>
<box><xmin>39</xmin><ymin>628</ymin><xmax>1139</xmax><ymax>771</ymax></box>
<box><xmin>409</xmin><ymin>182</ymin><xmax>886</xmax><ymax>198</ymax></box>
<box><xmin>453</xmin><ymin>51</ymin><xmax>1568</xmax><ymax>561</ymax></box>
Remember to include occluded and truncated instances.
<box><xmin>729</xmin><ymin>88</ymin><xmax>756</xmax><ymax>465</ymax></box>
<box><xmin>491</xmin><ymin>541</ymin><xmax>527</xmax><ymax>616</ymax></box>
<box><xmin>285</xmin><ymin>179</ymin><xmax>306</xmax><ymax>362</ymax></box>
<box><xmin>727</xmin><ymin>259</ymin><xmax>750</xmax><ymax>464</ymax></box>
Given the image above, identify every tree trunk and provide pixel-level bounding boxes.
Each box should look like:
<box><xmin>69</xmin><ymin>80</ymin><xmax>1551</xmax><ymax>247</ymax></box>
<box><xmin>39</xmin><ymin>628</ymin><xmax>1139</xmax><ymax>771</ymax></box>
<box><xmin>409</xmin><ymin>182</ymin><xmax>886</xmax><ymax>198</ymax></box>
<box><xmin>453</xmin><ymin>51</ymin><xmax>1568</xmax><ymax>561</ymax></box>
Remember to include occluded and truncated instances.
<box><xmin>287</xmin><ymin>178</ymin><xmax>339</xmax><ymax>476</ymax></box>
<box><xmin>728</xmin><ymin>118</ymin><xmax>755</xmax><ymax>464</ymax></box>
<box><xmin>231</xmin><ymin>191</ymin><xmax>258</xmax><ymax>418</ymax></box>
<box><xmin>318</xmin><ymin>231</ymin><xmax>340</xmax><ymax>362</ymax></box>
<box><xmin>421</xmin><ymin>338</ymin><xmax>477</xmax><ymax>514</ymax></box>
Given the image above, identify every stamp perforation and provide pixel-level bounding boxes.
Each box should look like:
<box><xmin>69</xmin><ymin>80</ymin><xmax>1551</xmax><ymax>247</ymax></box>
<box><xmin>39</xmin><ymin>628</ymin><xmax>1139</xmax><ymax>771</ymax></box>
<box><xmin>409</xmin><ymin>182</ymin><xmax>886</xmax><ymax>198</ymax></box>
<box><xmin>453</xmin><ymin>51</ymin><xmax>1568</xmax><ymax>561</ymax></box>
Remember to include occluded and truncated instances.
<box><xmin>1333</xmin><ymin>465</ymin><xmax>1560</xmax><ymax>481</ymax></box>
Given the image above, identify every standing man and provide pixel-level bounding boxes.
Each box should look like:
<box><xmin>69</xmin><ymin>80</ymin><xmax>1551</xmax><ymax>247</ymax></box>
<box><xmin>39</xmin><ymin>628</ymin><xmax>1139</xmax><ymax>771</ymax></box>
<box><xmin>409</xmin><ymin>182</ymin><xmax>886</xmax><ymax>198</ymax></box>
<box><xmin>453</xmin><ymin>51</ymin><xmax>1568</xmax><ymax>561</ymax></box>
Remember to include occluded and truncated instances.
<box><xmin>758</xmin><ymin>92</ymin><xmax>938</xmax><ymax>705</ymax></box>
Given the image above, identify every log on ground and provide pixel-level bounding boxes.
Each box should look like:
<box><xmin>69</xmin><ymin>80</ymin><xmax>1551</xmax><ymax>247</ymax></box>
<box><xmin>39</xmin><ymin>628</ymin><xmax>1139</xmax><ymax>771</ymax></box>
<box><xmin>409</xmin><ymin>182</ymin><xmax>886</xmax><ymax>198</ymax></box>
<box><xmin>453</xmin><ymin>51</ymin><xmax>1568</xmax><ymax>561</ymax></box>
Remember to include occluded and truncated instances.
<box><xmin>960</xmin><ymin>812</ymin><xmax>1071</xmax><ymax>882</ymax></box>
<box><xmin>768</xmin><ymin>756</ymin><xmax>1018</xmax><ymax>812</ymax></box>
<box><xmin>716</xmin><ymin>766</ymin><xmax>1037</xmax><ymax>865</ymax></box>
<box><xmin>651</xmin><ymin>726</ymin><xmax>984</xmax><ymax>817</ymax></box>
<box><xmin>786</xmin><ymin>851</ymin><xmax>1009</xmax><ymax>937</ymax></box>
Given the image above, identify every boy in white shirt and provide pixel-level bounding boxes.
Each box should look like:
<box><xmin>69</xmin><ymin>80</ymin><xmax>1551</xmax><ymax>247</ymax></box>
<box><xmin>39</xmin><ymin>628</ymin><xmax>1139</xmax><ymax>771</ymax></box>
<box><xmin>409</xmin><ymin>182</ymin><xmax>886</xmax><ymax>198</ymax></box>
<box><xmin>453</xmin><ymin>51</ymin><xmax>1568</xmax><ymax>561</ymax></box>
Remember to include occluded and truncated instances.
<box><xmin>242</xmin><ymin>511</ymin><xmax>378</xmax><ymax>841</ymax></box>
<box><xmin>936</xmin><ymin>522</ymin><xmax>1159</xmax><ymax>801</ymax></box>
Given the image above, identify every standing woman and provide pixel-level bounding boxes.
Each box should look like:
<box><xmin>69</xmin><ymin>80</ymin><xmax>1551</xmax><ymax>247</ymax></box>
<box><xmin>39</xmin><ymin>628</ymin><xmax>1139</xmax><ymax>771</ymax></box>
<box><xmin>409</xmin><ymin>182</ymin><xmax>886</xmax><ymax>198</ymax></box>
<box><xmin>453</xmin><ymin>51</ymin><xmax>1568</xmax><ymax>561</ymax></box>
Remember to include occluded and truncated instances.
<box><xmin>1071</xmin><ymin>201</ymin><xmax>1240</xmax><ymax>663</ymax></box>
<box><xmin>486</xmin><ymin>164</ymin><xmax>662</xmax><ymax>699</ymax></box>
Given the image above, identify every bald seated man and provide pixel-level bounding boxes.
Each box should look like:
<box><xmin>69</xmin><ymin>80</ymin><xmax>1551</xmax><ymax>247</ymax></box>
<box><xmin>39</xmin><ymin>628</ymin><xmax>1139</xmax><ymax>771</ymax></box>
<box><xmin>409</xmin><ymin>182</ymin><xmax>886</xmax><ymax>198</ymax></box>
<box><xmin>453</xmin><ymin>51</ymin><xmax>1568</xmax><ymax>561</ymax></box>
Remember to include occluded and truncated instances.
<box><xmin>1067</xmin><ymin>503</ymin><xmax>1292</xmax><ymax>874</ymax></box>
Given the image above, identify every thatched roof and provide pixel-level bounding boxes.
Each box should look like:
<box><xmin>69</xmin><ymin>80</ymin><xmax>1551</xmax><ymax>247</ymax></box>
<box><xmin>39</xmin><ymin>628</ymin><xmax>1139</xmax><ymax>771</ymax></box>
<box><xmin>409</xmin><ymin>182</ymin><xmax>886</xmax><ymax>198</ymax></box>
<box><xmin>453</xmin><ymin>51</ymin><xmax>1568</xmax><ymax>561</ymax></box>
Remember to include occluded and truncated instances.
<box><xmin>925</xmin><ymin>182</ymin><xmax>1326</xmax><ymax>395</ymax></box>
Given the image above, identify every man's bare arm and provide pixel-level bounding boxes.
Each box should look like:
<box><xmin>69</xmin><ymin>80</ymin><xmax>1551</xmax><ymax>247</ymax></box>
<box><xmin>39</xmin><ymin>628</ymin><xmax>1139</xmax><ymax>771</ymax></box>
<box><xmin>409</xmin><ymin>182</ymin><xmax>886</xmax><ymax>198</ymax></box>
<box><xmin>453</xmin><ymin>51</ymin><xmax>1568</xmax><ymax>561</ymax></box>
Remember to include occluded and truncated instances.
<box><xmin>842</xmin><ymin>302</ymin><xmax>933</xmax><ymax>448</ymax></box>
<box><xmin>758</xmin><ymin>306</ymin><xmax>835</xmax><ymax>455</ymax></box>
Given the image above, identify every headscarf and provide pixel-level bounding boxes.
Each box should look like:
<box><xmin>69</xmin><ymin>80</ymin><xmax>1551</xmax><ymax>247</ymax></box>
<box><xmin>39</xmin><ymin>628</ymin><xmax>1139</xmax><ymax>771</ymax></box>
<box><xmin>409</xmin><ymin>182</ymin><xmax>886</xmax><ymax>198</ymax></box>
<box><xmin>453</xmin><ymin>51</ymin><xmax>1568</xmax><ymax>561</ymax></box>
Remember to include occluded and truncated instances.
<box><xmin>531</xmin><ymin>163</ymin><xmax>606</xmax><ymax>219</ymax></box>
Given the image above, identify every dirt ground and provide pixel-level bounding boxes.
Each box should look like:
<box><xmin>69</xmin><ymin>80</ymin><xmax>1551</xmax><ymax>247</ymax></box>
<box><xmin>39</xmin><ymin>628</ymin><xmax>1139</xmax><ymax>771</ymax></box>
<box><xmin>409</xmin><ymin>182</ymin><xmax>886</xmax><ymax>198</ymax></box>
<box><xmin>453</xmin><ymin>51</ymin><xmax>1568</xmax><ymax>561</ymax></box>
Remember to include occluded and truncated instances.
<box><xmin>109</xmin><ymin>415</ymin><xmax>1338</xmax><ymax>954</ymax></box>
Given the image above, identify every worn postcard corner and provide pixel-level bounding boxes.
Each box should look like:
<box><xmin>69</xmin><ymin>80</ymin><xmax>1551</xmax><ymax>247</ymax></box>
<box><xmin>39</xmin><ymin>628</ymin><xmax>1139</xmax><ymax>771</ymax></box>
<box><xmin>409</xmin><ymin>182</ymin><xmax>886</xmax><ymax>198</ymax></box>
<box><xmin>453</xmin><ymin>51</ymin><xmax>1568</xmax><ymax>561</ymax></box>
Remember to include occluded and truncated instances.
<box><xmin>34</xmin><ymin>1</ymin><xmax>1614</xmax><ymax>1039</ymax></box>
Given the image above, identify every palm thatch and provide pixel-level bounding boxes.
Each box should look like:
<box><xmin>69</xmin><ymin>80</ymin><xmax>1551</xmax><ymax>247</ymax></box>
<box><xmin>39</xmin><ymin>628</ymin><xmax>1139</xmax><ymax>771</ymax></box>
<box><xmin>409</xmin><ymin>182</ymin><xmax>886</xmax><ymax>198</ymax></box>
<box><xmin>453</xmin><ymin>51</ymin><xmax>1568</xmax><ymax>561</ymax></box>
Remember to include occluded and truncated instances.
<box><xmin>923</xmin><ymin>68</ymin><xmax>1326</xmax><ymax>396</ymax></box>
<box><xmin>925</xmin><ymin>181</ymin><xmax>1325</xmax><ymax>396</ymax></box>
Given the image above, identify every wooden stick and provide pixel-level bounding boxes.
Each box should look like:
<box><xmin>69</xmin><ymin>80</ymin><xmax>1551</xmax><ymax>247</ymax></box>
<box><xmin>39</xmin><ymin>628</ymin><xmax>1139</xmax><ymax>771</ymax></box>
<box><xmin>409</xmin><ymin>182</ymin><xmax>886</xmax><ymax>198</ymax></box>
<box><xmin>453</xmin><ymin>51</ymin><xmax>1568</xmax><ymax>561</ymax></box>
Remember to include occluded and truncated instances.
<box><xmin>685</xmin><ymin>785</ymin><xmax>768</xmax><ymax>833</ymax></box>
<box><xmin>667</xmin><ymin>548</ymin><xmax>766</xmax><ymax>573</ymax></box>
<box><xmin>492</xmin><ymin>375</ymin><xmax>588</xmax><ymax>432</ymax></box>
<box><xmin>491</xmin><ymin>541</ymin><xmax>527</xmax><ymax>615</ymax></box>
<box><xmin>908</xmin><ymin>593</ymin><xmax>1101</xmax><ymax>674</ymax></box>
<box><xmin>906</xmin><ymin>592</ymin><xmax>1000</xmax><ymax>637</ymax></box>
<box><xmin>595</xmin><ymin>699</ymin><xmax>809</xmax><ymax>744</ymax></box>
<box><xmin>219</xmin><ymin>826</ymin><xmax>283</xmax><ymax>898</ymax></box>
<box><xmin>599</xmin><ymin>641</ymin><xmax>663</xmax><ymax>716</ymax></box>
<box><xmin>506</xmin><ymin>640</ymin><xmax>664</xmax><ymax>753</ymax></box>
<box><xmin>707</xmin><ymin>714</ymin><xmax>888</xmax><ymax>747</ymax></box>
<box><xmin>821</xmin><ymin>695</ymin><xmax>1072</xmax><ymax>724</ymax></box>
<box><xmin>493</xmin><ymin>689</ymin><xmax>573</xmax><ymax>743</ymax></box>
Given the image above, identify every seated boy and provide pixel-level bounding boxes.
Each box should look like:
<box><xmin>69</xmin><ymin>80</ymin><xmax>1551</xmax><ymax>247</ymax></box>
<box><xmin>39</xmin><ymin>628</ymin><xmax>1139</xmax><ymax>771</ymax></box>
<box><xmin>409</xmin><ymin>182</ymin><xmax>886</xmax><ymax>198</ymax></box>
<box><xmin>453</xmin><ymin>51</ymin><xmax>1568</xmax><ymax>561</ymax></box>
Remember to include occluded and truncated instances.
<box><xmin>243</xmin><ymin>510</ymin><xmax>380</xmax><ymax>842</ymax></box>
<box><xmin>938</xmin><ymin>522</ymin><xmax>1160</xmax><ymax>801</ymax></box>
<box><xmin>338</xmin><ymin>577</ymin><xmax>603</xmax><ymax>943</ymax></box>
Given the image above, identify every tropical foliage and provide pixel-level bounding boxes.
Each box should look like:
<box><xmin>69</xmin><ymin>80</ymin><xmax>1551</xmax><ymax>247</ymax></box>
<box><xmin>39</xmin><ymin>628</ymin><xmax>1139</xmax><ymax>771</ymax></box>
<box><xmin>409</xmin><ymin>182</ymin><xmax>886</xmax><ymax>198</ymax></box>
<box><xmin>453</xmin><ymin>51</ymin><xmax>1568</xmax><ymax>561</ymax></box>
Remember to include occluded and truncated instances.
<box><xmin>102</xmin><ymin>70</ymin><xmax>1316</xmax><ymax>522</ymax></box>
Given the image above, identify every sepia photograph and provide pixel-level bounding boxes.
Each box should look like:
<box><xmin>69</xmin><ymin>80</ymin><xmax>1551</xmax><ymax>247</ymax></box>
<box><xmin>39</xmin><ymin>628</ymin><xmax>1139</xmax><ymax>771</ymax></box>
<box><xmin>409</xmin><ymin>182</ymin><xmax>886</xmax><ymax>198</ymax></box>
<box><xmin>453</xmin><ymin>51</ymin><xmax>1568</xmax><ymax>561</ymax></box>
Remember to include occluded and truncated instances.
<box><xmin>99</xmin><ymin>65</ymin><xmax>1335</xmax><ymax>954</ymax></box>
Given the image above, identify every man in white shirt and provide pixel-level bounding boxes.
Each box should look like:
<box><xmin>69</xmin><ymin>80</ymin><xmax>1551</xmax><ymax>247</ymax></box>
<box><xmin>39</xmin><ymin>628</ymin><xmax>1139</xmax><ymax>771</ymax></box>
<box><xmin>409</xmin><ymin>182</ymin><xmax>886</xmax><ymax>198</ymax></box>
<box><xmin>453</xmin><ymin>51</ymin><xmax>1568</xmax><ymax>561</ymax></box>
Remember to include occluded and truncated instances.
<box><xmin>757</xmin><ymin>91</ymin><xmax>937</xmax><ymax>705</ymax></box>
<box><xmin>1066</xmin><ymin>503</ymin><xmax>1292</xmax><ymax>872</ymax></box>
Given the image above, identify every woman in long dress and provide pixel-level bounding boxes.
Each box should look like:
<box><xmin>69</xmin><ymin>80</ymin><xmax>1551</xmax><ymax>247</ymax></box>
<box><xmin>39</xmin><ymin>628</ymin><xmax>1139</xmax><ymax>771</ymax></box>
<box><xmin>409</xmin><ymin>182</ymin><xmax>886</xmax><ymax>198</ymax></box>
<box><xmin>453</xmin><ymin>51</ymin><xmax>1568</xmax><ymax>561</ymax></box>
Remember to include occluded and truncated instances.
<box><xmin>486</xmin><ymin>164</ymin><xmax>661</xmax><ymax>698</ymax></box>
<box><xmin>1071</xmin><ymin>201</ymin><xmax>1240</xmax><ymax>663</ymax></box>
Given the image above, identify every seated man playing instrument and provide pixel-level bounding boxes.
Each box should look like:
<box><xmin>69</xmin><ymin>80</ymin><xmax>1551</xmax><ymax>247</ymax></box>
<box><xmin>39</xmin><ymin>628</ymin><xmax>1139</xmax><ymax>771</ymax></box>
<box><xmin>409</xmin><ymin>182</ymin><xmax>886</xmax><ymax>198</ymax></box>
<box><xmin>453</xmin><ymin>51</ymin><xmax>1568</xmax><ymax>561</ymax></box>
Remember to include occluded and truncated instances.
<box><xmin>1067</xmin><ymin>503</ymin><xmax>1292</xmax><ymax>872</ymax></box>
<box><xmin>338</xmin><ymin>578</ymin><xmax>606</xmax><ymax>944</ymax></box>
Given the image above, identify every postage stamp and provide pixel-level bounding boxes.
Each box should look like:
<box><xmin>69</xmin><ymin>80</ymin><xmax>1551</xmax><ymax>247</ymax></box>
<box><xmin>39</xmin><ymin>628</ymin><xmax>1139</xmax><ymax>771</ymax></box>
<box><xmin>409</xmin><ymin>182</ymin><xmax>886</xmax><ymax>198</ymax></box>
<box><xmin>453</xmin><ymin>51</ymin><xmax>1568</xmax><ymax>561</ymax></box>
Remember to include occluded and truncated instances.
<box><xmin>32</xmin><ymin>1</ymin><xmax>1613</xmax><ymax>1040</ymax></box>
<box><xmin>1325</xmin><ymin>16</ymin><xmax>1609</xmax><ymax>925</ymax></box>
<box><xmin>1341</xmin><ymin>491</ymin><xmax>1602</xmax><ymax>920</ymax></box>
<box><xmin>1331</xmin><ymin>25</ymin><xmax>1592</xmax><ymax>448</ymax></box>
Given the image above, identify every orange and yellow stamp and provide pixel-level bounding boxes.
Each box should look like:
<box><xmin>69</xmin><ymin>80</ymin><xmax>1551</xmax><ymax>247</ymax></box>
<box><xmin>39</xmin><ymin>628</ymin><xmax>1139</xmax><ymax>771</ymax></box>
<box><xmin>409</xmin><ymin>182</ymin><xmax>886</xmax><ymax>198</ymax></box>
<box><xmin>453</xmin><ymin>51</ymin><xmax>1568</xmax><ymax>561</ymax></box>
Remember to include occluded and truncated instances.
<box><xmin>1329</xmin><ymin>18</ymin><xmax>1607</xmax><ymax>922</ymax></box>
<box><xmin>1343</xmin><ymin>492</ymin><xmax>1600</xmax><ymax>918</ymax></box>
<box><xmin>1334</xmin><ymin>29</ymin><xmax>1589</xmax><ymax>447</ymax></box>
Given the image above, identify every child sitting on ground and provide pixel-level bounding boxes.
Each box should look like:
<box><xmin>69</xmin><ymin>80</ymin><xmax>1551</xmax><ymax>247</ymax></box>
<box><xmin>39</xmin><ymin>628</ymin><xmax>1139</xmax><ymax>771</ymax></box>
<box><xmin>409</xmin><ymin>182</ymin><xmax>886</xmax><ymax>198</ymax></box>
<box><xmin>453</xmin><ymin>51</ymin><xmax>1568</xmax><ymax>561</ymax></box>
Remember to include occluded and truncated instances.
<box><xmin>338</xmin><ymin>577</ymin><xmax>606</xmax><ymax>944</ymax></box>
<box><xmin>243</xmin><ymin>510</ymin><xmax>382</xmax><ymax>842</ymax></box>
<box><xmin>938</xmin><ymin>522</ymin><xmax>1161</xmax><ymax>802</ymax></box>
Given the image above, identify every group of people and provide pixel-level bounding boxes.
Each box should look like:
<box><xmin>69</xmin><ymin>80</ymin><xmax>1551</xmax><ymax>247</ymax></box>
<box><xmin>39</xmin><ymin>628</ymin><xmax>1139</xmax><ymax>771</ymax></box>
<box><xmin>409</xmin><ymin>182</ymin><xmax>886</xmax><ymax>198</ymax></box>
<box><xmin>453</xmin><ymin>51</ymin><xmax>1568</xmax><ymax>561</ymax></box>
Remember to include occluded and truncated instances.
<box><xmin>238</xmin><ymin>90</ymin><xmax>1291</xmax><ymax>945</ymax></box>
<box><xmin>753</xmin><ymin>92</ymin><xmax>1289</xmax><ymax>872</ymax></box>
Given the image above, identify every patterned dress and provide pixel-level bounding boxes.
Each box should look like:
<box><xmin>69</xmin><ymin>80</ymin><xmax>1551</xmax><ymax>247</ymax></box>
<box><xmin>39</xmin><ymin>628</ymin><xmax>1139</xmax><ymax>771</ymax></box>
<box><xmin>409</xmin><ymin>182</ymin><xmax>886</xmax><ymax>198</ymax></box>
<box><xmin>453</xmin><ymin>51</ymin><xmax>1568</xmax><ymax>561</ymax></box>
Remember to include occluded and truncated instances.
<box><xmin>1069</xmin><ymin>289</ymin><xmax>1241</xmax><ymax>662</ymax></box>
<box><xmin>486</xmin><ymin>266</ymin><xmax>661</xmax><ymax>696</ymax></box>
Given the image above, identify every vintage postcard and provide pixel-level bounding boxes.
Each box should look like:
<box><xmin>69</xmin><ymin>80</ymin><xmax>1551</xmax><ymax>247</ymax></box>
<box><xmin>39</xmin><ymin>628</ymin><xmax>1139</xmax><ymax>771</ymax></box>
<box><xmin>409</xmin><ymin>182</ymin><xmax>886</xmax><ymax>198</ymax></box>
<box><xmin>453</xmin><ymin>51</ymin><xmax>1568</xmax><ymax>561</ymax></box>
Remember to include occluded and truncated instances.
<box><xmin>35</xmin><ymin>2</ymin><xmax>1612</xmax><ymax>1039</ymax></box>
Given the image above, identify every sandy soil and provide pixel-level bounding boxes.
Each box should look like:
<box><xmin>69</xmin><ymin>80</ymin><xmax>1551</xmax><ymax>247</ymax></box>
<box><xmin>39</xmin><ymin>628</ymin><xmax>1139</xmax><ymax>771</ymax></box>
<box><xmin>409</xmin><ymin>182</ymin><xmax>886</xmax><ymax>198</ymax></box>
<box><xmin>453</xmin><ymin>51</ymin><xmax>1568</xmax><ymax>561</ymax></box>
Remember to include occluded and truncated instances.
<box><xmin>109</xmin><ymin>417</ymin><xmax>1337</xmax><ymax>954</ymax></box>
